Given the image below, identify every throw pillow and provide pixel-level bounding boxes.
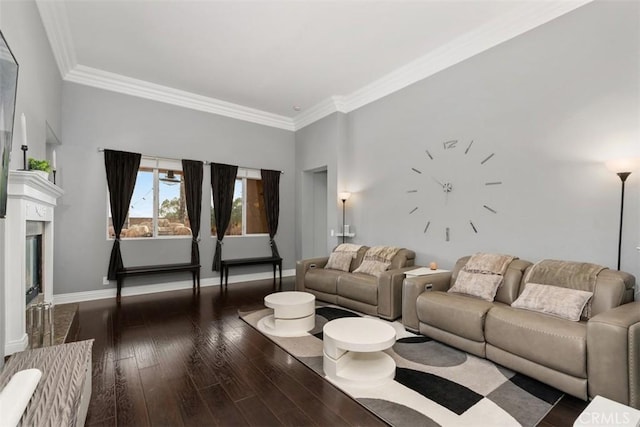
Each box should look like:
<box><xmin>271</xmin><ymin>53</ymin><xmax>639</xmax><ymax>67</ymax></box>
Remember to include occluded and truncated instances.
<box><xmin>448</xmin><ymin>270</ymin><xmax>503</xmax><ymax>301</ymax></box>
<box><xmin>324</xmin><ymin>252</ymin><xmax>353</xmax><ymax>272</ymax></box>
<box><xmin>511</xmin><ymin>282</ymin><xmax>593</xmax><ymax>322</ymax></box>
<box><xmin>353</xmin><ymin>259</ymin><xmax>390</xmax><ymax>277</ymax></box>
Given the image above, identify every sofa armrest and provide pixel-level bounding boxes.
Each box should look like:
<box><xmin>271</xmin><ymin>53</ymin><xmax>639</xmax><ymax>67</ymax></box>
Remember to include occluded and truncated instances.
<box><xmin>295</xmin><ymin>257</ymin><xmax>329</xmax><ymax>291</ymax></box>
<box><xmin>587</xmin><ymin>301</ymin><xmax>640</xmax><ymax>409</ymax></box>
<box><xmin>401</xmin><ymin>272</ymin><xmax>452</xmax><ymax>331</ymax></box>
<box><xmin>376</xmin><ymin>266</ymin><xmax>417</xmax><ymax>321</ymax></box>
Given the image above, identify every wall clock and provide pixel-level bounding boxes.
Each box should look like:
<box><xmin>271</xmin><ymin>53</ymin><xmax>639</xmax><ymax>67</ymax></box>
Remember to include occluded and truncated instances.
<box><xmin>407</xmin><ymin>139</ymin><xmax>501</xmax><ymax>241</ymax></box>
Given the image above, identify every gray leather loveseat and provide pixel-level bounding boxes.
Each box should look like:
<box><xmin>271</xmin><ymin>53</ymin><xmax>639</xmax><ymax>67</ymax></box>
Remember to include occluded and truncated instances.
<box><xmin>296</xmin><ymin>246</ymin><xmax>415</xmax><ymax>320</ymax></box>
<box><xmin>402</xmin><ymin>255</ymin><xmax>639</xmax><ymax>408</ymax></box>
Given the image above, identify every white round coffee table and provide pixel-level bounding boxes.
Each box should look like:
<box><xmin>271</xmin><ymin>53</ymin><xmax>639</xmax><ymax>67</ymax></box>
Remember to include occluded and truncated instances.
<box><xmin>323</xmin><ymin>317</ymin><xmax>396</xmax><ymax>387</ymax></box>
<box><xmin>257</xmin><ymin>291</ymin><xmax>315</xmax><ymax>337</ymax></box>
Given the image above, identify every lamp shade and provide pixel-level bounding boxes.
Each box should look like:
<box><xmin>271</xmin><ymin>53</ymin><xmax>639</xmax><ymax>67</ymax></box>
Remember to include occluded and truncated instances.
<box><xmin>339</xmin><ymin>192</ymin><xmax>351</xmax><ymax>201</ymax></box>
<box><xmin>605</xmin><ymin>158</ymin><xmax>639</xmax><ymax>173</ymax></box>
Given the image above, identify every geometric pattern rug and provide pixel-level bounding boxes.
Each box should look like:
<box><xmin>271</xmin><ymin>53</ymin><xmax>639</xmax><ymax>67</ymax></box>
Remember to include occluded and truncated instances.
<box><xmin>240</xmin><ymin>305</ymin><xmax>564</xmax><ymax>427</ymax></box>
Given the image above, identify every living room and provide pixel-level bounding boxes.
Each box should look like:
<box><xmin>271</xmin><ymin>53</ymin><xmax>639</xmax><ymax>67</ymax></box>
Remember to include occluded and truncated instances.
<box><xmin>0</xmin><ymin>0</ymin><xmax>638</xmax><ymax>426</ymax></box>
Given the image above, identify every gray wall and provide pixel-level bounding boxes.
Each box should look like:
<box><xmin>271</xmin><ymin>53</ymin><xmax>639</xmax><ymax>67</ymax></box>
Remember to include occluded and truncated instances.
<box><xmin>56</xmin><ymin>82</ymin><xmax>295</xmax><ymax>294</ymax></box>
<box><xmin>3</xmin><ymin>1</ymin><xmax>62</xmax><ymax>167</ymax></box>
<box><xmin>296</xmin><ymin>1</ymin><xmax>640</xmax><ymax>294</ymax></box>
<box><xmin>5</xmin><ymin>0</ymin><xmax>636</xmax><ymax>304</ymax></box>
<box><xmin>0</xmin><ymin>0</ymin><xmax>63</xmax><ymax>361</ymax></box>
<box><xmin>295</xmin><ymin>112</ymin><xmax>351</xmax><ymax>258</ymax></box>
<box><xmin>312</xmin><ymin>170</ymin><xmax>328</xmax><ymax>257</ymax></box>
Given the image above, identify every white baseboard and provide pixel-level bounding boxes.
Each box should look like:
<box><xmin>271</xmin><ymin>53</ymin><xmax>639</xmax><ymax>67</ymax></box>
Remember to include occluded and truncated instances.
<box><xmin>53</xmin><ymin>269</ymin><xmax>295</xmax><ymax>305</ymax></box>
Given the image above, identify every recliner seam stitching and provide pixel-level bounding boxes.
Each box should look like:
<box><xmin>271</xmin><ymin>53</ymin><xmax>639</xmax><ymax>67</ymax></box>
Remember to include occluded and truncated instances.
<box><xmin>489</xmin><ymin>311</ymin><xmax>585</xmax><ymax>341</ymax></box>
<box><xmin>420</xmin><ymin>295</ymin><xmax>489</xmax><ymax>318</ymax></box>
<box><xmin>629</xmin><ymin>324</ymin><xmax>638</xmax><ymax>406</ymax></box>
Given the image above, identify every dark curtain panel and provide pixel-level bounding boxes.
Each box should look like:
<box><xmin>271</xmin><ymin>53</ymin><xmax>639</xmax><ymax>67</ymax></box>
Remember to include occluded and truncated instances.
<box><xmin>211</xmin><ymin>162</ymin><xmax>238</xmax><ymax>271</ymax></box>
<box><xmin>104</xmin><ymin>149</ymin><xmax>141</xmax><ymax>280</ymax></box>
<box><xmin>182</xmin><ymin>159</ymin><xmax>203</xmax><ymax>265</ymax></box>
<box><xmin>260</xmin><ymin>169</ymin><xmax>281</xmax><ymax>258</ymax></box>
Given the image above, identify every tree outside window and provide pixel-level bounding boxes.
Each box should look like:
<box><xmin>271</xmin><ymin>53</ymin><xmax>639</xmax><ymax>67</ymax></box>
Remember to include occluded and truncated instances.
<box><xmin>211</xmin><ymin>174</ymin><xmax>268</xmax><ymax>236</ymax></box>
<box><xmin>107</xmin><ymin>160</ymin><xmax>191</xmax><ymax>239</ymax></box>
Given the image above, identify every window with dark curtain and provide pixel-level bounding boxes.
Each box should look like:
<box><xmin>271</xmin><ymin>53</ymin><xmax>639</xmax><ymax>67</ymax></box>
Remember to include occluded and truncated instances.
<box><xmin>211</xmin><ymin>162</ymin><xmax>238</xmax><ymax>271</ymax></box>
<box><xmin>260</xmin><ymin>169</ymin><xmax>281</xmax><ymax>258</ymax></box>
<box><xmin>104</xmin><ymin>149</ymin><xmax>142</xmax><ymax>280</ymax></box>
<box><xmin>182</xmin><ymin>159</ymin><xmax>203</xmax><ymax>265</ymax></box>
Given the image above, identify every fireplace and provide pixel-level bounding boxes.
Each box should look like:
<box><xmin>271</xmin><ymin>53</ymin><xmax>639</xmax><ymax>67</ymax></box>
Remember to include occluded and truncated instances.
<box><xmin>2</xmin><ymin>171</ymin><xmax>63</xmax><ymax>356</ymax></box>
<box><xmin>25</xmin><ymin>221</ymin><xmax>44</xmax><ymax>305</ymax></box>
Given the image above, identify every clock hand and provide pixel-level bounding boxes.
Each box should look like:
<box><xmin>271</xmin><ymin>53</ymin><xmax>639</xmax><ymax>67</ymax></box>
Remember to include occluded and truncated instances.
<box><xmin>431</xmin><ymin>176</ymin><xmax>445</xmax><ymax>188</ymax></box>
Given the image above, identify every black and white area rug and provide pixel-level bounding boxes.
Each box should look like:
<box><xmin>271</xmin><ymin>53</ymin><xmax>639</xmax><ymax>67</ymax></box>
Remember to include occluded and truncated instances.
<box><xmin>240</xmin><ymin>305</ymin><xmax>564</xmax><ymax>427</ymax></box>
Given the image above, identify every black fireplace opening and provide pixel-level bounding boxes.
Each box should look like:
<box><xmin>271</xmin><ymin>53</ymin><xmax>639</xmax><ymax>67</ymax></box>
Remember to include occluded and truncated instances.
<box><xmin>26</xmin><ymin>222</ymin><xmax>44</xmax><ymax>305</ymax></box>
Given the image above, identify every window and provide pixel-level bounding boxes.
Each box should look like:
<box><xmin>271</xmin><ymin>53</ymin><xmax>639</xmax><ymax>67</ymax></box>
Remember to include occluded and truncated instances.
<box><xmin>211</xmin><ymin>168</ymin><xmax>268</xmax><ymax>236</ymax></box>
<box><xmin>107</xmin><ymin>158</ymin><xmax>192</xmax><ymax>239</ymax></box>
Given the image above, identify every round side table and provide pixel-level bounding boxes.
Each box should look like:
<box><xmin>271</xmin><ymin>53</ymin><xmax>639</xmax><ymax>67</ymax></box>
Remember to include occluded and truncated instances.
<box><xmin>323</xmin><ymin>317</ymin><xmax>396</xmax><ymax>387</ymax></box>
<box><xmin>257</xmin><ymin>291</ymin><xmax>315</xmax><ymax>337</ymax></box>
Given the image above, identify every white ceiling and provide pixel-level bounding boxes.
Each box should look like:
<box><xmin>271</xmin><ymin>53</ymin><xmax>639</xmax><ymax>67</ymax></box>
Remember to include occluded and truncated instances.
<box><xmin>36</xmin><ymin>0</ymin><xmax>590</xmax><ymax>130</ymax></box>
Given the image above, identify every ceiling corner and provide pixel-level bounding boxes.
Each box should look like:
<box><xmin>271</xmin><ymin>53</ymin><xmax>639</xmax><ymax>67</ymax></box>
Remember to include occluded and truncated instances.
<box><xmin>36</xmin><ymin>0</ymin><xmax>76</xmax><ymax>78</ymax></box>
<box><xmin>293</xmin><ymin>96</ymin><xmax>348</xmax><ymax>131</ymax></box>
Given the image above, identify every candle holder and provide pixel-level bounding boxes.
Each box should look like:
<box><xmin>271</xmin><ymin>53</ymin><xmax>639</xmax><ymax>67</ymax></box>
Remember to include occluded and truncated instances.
<box><xmin>21</xmin><ymin>145</ymin><xmax>28</xmax><ymax>170</ymax></box>
<box><xmin>53</xmin><ymin>169</ymin><xmax>57</xmax><ymax>185</ymax></box>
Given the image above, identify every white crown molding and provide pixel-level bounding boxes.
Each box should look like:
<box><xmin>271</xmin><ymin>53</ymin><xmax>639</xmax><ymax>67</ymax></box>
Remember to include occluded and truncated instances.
<box><xmin>35</xmin><ymin>0</ymin><xmax>77</xmax><ymax>77</ymax></box>
<box><xmin>36</xmin><ymin>2</ymin><xmax>295</xmax><ymax>131</ymax></box>
<box><xmin>37</xmin><ymin>0</ymin><xmax>590</xmax><ymax>132</ymax></box>
<box><xmin>66</xmin><ymin>65</ymin><xmax>295</xmax><ymax>131</ymax></box>
<box><xmin>293</xmin><ymin>0</ymin><xmax>592</xmax><ymax>130</ymax></box>
<box><xmin>293</xmin><ymin>96</ymin><xmax>347</xmax><ymax>130</ymax></box>
<box><xmin>53</xmin><ymin>269</ymin><xmax>295</xmax><ymax>304</ymax></box>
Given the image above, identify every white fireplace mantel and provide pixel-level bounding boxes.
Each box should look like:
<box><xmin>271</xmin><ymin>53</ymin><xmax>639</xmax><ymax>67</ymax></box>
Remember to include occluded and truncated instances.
<box><xmin>2</xmin><ymin>170</ymin><xmax>63</xmax><ymax>355</ymax></box>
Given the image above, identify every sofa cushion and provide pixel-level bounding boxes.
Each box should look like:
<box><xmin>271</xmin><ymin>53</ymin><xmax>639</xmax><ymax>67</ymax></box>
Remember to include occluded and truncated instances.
<box><xmin>463</xmin><ymin>253</ymin><xmax>515</xmax><ymax>275</ymax></box>
<box><xmin>585</xmin><ymin>269</ymin><xmax>635</xmax><ymax>317</ymax></box>
<box><xmin>324</xmin><ymin>252</ymin><xmax>353</xmax><ymax>272</ymax></box>
<box><xmin>450</xmin><ymin>257</ymin><xmax>532</xmax><ymax>305</ymax></box>
<box><xmin>348</xmin><ymin>246</ymin><xmax>369</xmax><ymax>272</ymax></box>
<box><xmin>485</xmin><ymin>305</ymin><xmax>587</xmax><ymax>378</ymax></box>
<box><xmin>337</xmin><ymin>273</ymin><xmax>378</xmax><ymax>306</ymax></box>
<box><xmin>417</xmin><ymin>291</ymin><xmax>494</xmax><ymax>342</ymax></box>
<box><xmin>304</xmin><ymin>268</ymin><xmax>344</xmax><ymax>295</ymax></box>
<box><xmin>448</xmin><ymin>270</ymin><xmax>503</xmax><ymax>301</ymax></box>
<box><xmin>353</xmin><ymin>259</ymin><xmax>390</xmax><ymax>277</ymax></box>
<box><xmin>522</xmin><ymin>259</ymin><xmax>606</xmax><ymax>319</ymax></box>
<box><xmin>388</xmin><ymin>248</ymin><xmax>416</xmax><ymax>269</ymax></box>
<box><xmin>512</xmin><ymin>283</ymin><xmax>593</xmax><ymax>321</ymax></box>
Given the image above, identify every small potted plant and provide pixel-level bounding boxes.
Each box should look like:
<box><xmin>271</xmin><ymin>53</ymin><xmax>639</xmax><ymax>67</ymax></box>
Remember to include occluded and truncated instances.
<box><xmin>28</xmin><ymin>158</ymin><xmax>51</xmax><ymax>180</ymax></box>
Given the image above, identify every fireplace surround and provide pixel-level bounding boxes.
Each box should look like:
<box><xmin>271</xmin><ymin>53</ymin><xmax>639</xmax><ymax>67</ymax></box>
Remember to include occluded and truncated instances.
<box><xmin>25</xmin><ymin>221</ymin><xmax>44</xmax><ymax>305</ymax></box>
<box><xmin>1</xmin><ymin>170</ymin><xmax>63</xmax><ymax>355</ymax></box>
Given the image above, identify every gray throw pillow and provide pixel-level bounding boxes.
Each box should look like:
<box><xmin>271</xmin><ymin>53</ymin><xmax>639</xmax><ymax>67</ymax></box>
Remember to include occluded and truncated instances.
<box><xmin>511</xmin><ymin>283</ymin><xmax>593</xmax><ymax>321</ymax></box>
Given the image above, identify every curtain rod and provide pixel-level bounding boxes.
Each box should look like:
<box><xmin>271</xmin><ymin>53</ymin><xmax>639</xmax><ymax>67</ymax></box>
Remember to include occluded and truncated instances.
<box><xmin>97</xmin><ymin>147</ymin><xmax>283</xmax><ymax>174</ymax></box>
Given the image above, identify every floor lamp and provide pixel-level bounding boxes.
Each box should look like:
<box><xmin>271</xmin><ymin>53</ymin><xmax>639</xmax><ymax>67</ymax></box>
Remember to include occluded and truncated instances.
<box><xmin>339</xmin><ymin>192</ymin><xmax>351</xmax><ymax>244</ymax></box>
<box><xmin>606</xmin><ymin>159</ymin><xmax>635</xmax><ymax>270</ymax></box>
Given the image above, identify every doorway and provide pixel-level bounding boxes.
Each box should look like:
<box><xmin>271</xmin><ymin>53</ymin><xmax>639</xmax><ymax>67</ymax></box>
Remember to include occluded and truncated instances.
<box><xmin>301</xmin><ymin>167</ymin><xmax>328</xmax><ymax>259</ymax></box>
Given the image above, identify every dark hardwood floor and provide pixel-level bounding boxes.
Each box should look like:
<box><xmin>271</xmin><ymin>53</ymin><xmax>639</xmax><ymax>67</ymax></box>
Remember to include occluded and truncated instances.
<box><xmin>74</xmin><ymin>277</ymin><xmax>586</xmax><ymax>426</ymax></box>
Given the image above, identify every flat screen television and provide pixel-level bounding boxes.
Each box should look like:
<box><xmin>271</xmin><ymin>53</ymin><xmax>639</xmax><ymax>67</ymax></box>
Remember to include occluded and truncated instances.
<box><xmin>0</xmin><ymin>30</ymin><xmax>19</xmax><ymax>218</ymax></box>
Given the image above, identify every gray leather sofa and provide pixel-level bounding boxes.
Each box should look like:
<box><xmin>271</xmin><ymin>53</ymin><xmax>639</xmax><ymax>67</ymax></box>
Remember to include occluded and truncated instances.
<box><xmin>296</xmin><ymin>247</ymin><xmax>415</xmax><ymax>320</ymax></box>
<box><xmin>402</xmin><ymin>256</ymin><xmax>639</xmax><ymax>408</ymax></box>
